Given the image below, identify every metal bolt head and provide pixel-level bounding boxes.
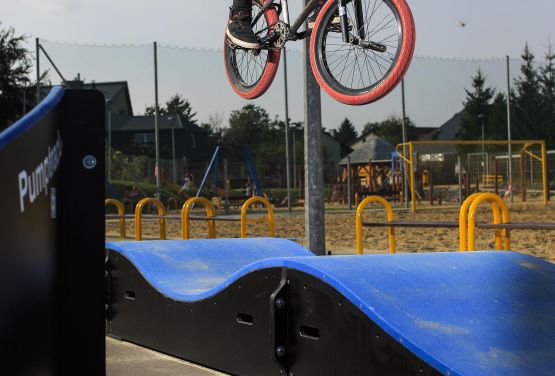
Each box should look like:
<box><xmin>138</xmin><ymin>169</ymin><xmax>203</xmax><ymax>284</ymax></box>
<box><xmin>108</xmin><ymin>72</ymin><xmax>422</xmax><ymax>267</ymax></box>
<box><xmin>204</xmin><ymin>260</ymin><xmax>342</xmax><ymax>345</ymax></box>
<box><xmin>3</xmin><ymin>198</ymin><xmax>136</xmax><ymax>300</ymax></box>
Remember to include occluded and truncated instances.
<box><xmin>275</xmin><ymin>298</ymin><xmax>286</xmax><ymax>309</ymax></box>
<box><xmin>275</xmin><ymin>346</ymin><xmax>286</xmax><ymax>357</ymax></box>
<box><xmin>82</xmin><ymin>155</ymin><xmax>97</xmax><ymax>170</ymax></box>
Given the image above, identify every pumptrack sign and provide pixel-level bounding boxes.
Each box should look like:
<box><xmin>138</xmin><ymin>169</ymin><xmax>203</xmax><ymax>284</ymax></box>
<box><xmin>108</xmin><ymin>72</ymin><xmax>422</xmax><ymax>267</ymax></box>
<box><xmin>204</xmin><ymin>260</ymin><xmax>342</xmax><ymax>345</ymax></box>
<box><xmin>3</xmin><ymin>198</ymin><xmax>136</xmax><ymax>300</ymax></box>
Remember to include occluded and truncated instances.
<box><xmin>0</xmin><ymin>87</ymin><xmax>106</xmax><ymax>375</ymax></box>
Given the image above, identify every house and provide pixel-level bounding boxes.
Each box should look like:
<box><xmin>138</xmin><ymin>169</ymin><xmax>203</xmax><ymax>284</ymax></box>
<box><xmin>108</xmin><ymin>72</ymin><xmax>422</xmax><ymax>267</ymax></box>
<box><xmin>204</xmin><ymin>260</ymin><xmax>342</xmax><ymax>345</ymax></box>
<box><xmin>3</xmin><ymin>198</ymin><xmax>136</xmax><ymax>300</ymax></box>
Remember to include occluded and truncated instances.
<box><xmin>322</xmin><ymin>130</ymin><xmax>353</xmax><ymax>179</ymax></box>
<box><xmin>109</xmin><ymin>114</ymin><xmax>209</xmax><ymax>163</ymax></box>
<box><xmin>424</xmin><ymin>111</ymin><xmax>464</xmax><ymax>141</ymax></box>
<box><xmin>339</xmin><ymin>134</ymin><xmax>395</xmax><ymax>189</ymax></box>
<box><xmin>62</xmin><ymin>80</ymin><xmax>210</xmax><ymax>164</ymax></box>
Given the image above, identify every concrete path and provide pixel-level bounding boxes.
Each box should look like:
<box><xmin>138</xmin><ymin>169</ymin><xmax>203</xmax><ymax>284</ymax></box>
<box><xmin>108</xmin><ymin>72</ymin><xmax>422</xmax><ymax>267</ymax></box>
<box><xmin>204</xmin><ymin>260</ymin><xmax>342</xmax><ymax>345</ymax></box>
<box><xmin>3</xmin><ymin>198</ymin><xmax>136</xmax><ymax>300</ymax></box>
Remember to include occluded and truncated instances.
<box><xmin>106</xmin><ymin>337</ymin><xmax>226</xmax><ymax>376</ymax></box>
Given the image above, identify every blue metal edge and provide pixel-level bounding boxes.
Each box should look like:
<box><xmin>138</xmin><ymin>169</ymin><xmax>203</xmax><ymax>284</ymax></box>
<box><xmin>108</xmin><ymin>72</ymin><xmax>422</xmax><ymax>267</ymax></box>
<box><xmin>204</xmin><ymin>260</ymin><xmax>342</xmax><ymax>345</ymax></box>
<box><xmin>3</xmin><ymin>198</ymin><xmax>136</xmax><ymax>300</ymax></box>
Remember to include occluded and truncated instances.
<box><xmin>0</xmin><ymin>86</ymin><xmax>65</xmax><ymax>151</ymax></box>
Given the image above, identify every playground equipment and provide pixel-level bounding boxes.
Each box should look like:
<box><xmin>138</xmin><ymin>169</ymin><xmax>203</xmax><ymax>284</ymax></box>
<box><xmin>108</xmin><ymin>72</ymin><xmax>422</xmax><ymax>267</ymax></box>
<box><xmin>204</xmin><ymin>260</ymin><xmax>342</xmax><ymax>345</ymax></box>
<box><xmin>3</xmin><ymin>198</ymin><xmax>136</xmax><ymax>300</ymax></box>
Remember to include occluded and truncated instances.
<box><xmin>0</xmin><ymin>87</ymin><xmax>105</xmax><ymax>374</ymax></box>
<box><xmin>395</xmin><ymin>141</ymin><xmax>549</xmax><ymax>212</ymax></box>
<box><xmin>5</xmin><ymin>87</ymin><xmax>555</xmax><ymax>376</ymax></box>
<box><xmin>196</xmin><ymin>145</ymin><xmax>263</xmax><ymax>201</ymax></box>
<box><xmin>106</xmin><ymin>238</ymin><xmax>555</xmax><ymax>376</ymax></box>
<box><xmin>106</xmin><ymin>195</ymin><xmax>275</xmax><ymax>240</ymax></box>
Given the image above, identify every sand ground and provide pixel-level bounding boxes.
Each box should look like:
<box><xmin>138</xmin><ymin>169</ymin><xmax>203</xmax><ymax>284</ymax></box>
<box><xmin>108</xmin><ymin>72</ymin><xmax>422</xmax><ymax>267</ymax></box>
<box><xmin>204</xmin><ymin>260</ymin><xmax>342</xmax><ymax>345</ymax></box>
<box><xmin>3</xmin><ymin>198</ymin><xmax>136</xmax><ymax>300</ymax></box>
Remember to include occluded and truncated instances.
<box><xmin>106</xmin><ymin>202</ymin><xmax>555</xmax><ymax>263</ymax></box>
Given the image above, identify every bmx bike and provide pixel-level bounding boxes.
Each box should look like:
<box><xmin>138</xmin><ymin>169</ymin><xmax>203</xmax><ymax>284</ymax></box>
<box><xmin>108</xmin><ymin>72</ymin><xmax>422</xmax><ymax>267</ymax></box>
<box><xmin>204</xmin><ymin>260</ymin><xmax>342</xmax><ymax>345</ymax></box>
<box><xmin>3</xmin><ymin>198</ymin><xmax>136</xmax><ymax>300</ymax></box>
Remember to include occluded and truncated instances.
<box><xmin>224</xmin><ymin>0</ymin><xmax>415</xmax><ymax>105</ymax></box>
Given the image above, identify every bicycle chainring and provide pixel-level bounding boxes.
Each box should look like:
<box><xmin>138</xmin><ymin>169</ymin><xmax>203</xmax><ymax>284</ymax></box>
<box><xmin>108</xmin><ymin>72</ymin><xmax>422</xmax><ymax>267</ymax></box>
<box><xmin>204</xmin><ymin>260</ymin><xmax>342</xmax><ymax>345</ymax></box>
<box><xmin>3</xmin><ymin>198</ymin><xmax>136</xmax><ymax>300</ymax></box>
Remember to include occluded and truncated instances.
<box><xmin>272</xmin><ymin>21</ymin><xmax>290</xmax><ymax>49</ymax></box>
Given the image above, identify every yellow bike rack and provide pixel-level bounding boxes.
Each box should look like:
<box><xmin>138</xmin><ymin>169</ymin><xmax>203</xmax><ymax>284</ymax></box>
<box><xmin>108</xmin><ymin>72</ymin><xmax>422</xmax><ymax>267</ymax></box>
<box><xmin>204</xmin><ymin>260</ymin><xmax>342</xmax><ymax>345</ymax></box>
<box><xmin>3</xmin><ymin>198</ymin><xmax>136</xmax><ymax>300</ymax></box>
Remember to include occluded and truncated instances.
<box><xmin>181</xmin><ymin>197</ymin><xmax>216</xmax><ymax>240</ymax></box>
<box><xmin>135</xmin><ymin>198</ymin><xmax>167</xmax><ymax>241</ymax></box>
<box><xmin>356</xmin><ymin>196</ymin><xmax>395</xmax><ymax>255</ymax></box>
<box><xmin>105</xmin><ymin>198</ymin><xmax>126</xmax><ymax>239</ymax></box>
<box><xmin>467</xmin><ymin>193</ymin><xmax>510</xmax><ymax>251</ymax></box>
<box><xmin>458</xmin><ymin>192</ymin><xmax>504</xmax><ymax>251</ymax></box>
<box><xmin>240</xmin><ymin>196</ymin><xmax>275</xmax><ymax>238</ymax></box>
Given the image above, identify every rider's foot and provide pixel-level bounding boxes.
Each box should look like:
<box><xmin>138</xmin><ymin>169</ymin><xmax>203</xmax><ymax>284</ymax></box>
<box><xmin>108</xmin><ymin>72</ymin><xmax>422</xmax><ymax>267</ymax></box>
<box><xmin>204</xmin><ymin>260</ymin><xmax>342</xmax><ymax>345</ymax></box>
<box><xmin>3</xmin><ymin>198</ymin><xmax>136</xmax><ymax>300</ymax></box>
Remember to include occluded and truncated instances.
<box><xmin>226</xmin><ymin>8</ymin><xmax>261</xmax><ymax>49</ymax></box>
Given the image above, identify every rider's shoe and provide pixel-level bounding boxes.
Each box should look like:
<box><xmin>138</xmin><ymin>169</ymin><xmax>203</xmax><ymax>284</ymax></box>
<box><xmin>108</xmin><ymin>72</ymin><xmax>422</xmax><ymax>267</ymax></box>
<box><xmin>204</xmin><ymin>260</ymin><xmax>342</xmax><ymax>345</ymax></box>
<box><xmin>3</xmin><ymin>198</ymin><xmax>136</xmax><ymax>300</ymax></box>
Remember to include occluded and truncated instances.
<box><xmin>226</xmin><ymin>8</ymin><xmax>261</xmax><ymax>49</ymax></box>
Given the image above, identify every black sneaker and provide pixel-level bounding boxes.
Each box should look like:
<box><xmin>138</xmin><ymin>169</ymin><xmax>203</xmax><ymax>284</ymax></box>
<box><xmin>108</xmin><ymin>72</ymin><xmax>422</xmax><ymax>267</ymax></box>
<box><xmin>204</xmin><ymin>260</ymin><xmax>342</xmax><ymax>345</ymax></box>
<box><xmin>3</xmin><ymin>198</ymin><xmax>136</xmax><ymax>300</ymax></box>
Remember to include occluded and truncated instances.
<box><xmin>226</xmin><ymin>9</ymin><xmax>261</xmax><ymax>49</ymax></box>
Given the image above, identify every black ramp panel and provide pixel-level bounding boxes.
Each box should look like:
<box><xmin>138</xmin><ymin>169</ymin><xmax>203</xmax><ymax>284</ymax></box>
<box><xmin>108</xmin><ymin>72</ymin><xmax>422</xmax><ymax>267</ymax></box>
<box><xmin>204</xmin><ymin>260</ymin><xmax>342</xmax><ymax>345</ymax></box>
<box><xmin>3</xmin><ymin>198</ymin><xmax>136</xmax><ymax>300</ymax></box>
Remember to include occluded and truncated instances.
<box><xmin>0</xmin><ymin>87</ymin><xmax>105</xmax><ymax>375</ymax></box>
<box><xmin>106</xmin><ymin>239</ymin><xmax>555</xmax><ymax>376</ymax></box>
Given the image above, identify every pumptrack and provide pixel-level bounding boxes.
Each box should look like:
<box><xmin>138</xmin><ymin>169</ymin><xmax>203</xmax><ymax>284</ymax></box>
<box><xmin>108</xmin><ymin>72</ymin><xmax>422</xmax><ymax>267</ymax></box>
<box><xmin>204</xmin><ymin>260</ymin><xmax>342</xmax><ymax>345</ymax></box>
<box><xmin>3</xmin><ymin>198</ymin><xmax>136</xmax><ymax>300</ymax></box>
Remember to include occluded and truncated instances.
<box><xmin>106</xmin><ymin>238</ymin><xmax>555</xmax><ymax>376</ymax></box>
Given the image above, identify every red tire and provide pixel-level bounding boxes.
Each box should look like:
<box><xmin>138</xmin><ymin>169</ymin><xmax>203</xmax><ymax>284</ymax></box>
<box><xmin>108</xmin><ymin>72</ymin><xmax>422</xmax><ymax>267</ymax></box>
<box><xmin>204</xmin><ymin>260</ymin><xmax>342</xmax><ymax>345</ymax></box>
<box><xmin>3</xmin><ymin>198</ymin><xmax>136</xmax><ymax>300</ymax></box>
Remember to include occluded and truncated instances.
<box><xmin>224</xmin><ymin>0</ymin><xmax>281</xmax><ymax>100</ymax></box>
<box><xmin>310</xmin><ymin>0</ymin><xmax>415</xmax><ymax>106</ymax></box>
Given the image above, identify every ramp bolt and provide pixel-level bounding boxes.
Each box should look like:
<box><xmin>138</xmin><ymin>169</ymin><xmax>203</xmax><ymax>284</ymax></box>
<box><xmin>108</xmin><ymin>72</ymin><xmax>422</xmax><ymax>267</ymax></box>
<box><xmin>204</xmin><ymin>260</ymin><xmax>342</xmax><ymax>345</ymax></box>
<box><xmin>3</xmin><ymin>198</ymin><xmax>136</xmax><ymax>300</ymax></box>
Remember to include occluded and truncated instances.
<box><xmin>82</xmin><ymin>155</ymin><xmax>97</xmax><ymax>170</ymax></box>
<box><xmin>275</xmin><ymin>346</ymin><xmax>286</xmax><ymax>357</ymax></box>
<box><xmin>275</xmin><ymin>298</ymin><xmax>286</xmax><ymax>309</ymax></box>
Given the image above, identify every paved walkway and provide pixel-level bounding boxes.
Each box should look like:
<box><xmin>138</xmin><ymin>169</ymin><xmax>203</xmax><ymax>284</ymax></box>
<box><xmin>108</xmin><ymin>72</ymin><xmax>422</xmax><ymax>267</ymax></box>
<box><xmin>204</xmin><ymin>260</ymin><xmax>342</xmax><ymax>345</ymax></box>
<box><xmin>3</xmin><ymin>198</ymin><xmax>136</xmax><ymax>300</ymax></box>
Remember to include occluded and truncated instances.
<box><xmin>106</xmin><ymin>337</ymin><xmax>226</xmax><ymax>376</ymax></box>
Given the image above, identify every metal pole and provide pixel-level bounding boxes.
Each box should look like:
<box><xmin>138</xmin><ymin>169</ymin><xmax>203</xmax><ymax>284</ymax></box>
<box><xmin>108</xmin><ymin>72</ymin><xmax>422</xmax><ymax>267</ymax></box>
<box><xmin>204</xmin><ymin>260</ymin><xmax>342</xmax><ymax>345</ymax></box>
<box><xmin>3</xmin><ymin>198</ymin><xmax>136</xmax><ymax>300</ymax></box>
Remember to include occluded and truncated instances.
<box><xmin>153</xmin><ymin>42</ymin><xmax>161</xmax><ymax>198</ymax></box>
<box><xmin>482</xmin><ymin>118</ymin><xmax>485</xmax><ymax>178</ymax></box>
<box><xmin>171</xmin><ymin>127</ymin><xmax>177</xmax><ymax>184</ymax></box>
<box><xmin>35</xmin><ymin>38</ymin><xmax>40</xmax><ymax>104</ymax></box>
<box><xmin>458</xmin><ymin>156</ymin><xmax>463</xmax><ymax>203</ymax></box>
<box><xmin>293</xmin><ymin>128</ymin><xmax>297</xmax><ymax>189</ymax></box>
<box><xmin>108</xmin><ymin>110</ymin><xmax>112</xmax><ymax>181</ymax></box>
<box><xmin>401</xmin><ymin>78</ymin><xmax>409</xmax><ymax>209</ymax></box>
<box><xmin>303</xmin><ymin>2</ymin><xmax>325</xmax><ymax>255</ymax></box>
<box><xmin>506</xmin><ymin>55</ymin><xmax>514</xmax><ymax>203</ymax></box>
<box><xmin>347</xmin><ymin>156</ymin><xmax>352</xmax><ymax>210</ymax></box>
<box><xmin>283</xmin><ymin>48</ymin><xmax>292</xmax><ymax>213</ymax></box>
<box><xmin>224</xmin><ymin>159</ymin><xmax>230</xmax><ymax>215</ymax></box>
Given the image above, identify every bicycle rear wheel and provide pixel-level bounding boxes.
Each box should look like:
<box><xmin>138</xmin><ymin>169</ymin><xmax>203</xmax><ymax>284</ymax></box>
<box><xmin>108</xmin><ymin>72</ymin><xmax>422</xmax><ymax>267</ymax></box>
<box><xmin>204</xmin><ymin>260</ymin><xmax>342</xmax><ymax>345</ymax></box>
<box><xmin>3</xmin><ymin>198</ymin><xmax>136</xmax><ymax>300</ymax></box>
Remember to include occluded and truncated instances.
<box><xmin>310</xmin><ymin>0</ymin><xmax>415</xmax><ymax>105</ymax></box>
<box><xmin>224</xmin><ymin>0</ymin><xmax>281</xmax><ymax>100</ymax></box>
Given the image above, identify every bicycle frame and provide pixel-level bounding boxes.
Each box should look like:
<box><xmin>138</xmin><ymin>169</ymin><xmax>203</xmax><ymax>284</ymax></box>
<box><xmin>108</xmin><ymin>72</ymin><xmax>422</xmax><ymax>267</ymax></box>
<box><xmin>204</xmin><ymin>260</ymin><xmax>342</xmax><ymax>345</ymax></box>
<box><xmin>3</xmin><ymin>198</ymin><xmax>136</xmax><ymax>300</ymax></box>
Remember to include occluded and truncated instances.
<box><xmin>277</xmin><ymin>0</ymin><xmax>361</xmax><ymax>44</ymax></box>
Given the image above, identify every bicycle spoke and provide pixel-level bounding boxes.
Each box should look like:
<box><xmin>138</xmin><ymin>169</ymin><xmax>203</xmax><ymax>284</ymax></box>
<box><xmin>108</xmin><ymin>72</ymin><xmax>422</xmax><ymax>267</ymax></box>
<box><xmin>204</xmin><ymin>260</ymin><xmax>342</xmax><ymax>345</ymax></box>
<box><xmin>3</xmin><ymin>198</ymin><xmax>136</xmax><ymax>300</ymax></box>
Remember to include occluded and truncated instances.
<box><xmin>318</xmin><ymin>0</ymin><xmax>402</xmax><ymax>92</ymax></box>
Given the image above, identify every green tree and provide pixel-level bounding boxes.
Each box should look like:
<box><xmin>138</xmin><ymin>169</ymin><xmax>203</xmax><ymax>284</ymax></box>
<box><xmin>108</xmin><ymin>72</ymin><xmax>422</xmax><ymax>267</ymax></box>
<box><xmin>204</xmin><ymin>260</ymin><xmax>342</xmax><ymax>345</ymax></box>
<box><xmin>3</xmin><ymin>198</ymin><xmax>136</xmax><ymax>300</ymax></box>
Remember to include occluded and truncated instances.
<box><xmin>145</xmin><ymin>94</ymin><xmax>197</xmax><ymax>125</ymax></box>
<box><xmin>0</xmin><ymin>23</ymin><xmax>32</xmax><ymax>130</ymax></box>
<box><xmin>458</xmin><ymin>69</ymin><xmax>496</xmax><ymax>140</ymax></box>
<box><xmin>362</xmin><ymin>116</ymin><xmax>417</xmax><ymax>146</ymax></box>
<box><xmin>487</xmin><ymin>93</ymin><xmax>508</xmax><ymax>140</ymax></box>
<box><xmin>335</xmin><ymin>118</ymin><xmax>358</xmax><ymax>145</ymax></box>
<box><xmin>225</xmin><ymin>104</ymin><xmax>271</xmax><ymax>147</ymax></box>
<box><xmin>201</xmin><ymin>113</ymin><xmax>225</xmax><ymax>150</ymax></box>
<box><xmin>539</xmin><ymin>42</ymin><xmax>555</xmax><ymax>146</ymax></box>
<box><xmin>512</xmin><ymin>44</ymin><xmax>545</xmax><ymax>140</ymax></box>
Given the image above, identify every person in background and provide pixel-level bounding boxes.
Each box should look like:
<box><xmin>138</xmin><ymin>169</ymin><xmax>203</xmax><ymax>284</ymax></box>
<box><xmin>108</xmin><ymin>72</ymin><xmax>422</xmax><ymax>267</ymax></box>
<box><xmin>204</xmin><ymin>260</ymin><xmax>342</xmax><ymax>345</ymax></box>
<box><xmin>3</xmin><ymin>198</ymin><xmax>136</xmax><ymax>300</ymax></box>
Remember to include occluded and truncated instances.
<box><xmin>179</xmin><ymin>174</ymin><xmax>191</xmax><ymax>194</ymax></box>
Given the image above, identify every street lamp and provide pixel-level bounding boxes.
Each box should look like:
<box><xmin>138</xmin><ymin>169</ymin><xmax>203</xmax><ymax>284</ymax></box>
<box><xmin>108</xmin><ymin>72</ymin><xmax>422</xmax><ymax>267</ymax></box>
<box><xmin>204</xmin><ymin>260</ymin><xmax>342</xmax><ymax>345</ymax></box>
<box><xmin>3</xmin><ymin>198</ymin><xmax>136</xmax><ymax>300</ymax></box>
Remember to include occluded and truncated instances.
<box><xmin>477</xmin><ymin>113</ymin><xmax>487</xmax><ymax>178</ymax></box>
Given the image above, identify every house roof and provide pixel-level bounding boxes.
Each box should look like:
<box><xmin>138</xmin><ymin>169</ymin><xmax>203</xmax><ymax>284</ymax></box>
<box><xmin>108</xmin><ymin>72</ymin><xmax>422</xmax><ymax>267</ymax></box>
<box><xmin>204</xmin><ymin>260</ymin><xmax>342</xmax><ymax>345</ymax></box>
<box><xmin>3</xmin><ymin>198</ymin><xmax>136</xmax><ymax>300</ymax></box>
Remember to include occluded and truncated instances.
<box><xmin>340</xmin><ymin>134</ymin><xmax>394</xmax><ymax>165</ymax></box>
<box><xmin>417</xmin><ymin>111</ymin><xmax>465</xmax><ymax>154</ymax></box>
<box><xmin>44</xmin><ymin>80</ymin><xmax>134</xmax><ymax>115</ymax></box>
<box><xmin>424</xmin><ymin>111</ymin><xmax>464</xmax><ymax>141</ymax></box>
<box><xmin>110</xmin><ymin>114</ymin><xmax>206</xmax><ymax>133</ymax></box>
<box><xmin>84</xmin><ymin>81</ymin><xmax>133</xmax><ymax>115</ymax></box>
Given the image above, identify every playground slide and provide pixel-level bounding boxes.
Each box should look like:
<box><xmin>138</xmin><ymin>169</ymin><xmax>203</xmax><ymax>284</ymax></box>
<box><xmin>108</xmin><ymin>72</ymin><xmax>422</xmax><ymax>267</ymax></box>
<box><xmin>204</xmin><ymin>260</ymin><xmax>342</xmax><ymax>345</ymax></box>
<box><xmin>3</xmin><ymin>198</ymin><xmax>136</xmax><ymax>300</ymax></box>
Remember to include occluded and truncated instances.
<box><xmin>106</xmin><ymin>238</ymin><xmax>555</xmax><ymax>376</ymax></box>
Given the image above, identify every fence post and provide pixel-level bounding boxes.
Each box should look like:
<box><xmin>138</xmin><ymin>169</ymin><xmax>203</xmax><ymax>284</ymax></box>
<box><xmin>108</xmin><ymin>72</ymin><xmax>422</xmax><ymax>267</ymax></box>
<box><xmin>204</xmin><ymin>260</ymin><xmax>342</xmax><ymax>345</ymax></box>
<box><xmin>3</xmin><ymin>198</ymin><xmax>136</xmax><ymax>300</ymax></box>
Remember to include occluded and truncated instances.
<box><xmin>224</xmin><ymin>159</ymin><xmax>230</xmax><ymax>215</ymax></box>
<box><xmin>347</xmin><ymin>156</ymin><xmax>352</xmax><ymax>210</ymax></box>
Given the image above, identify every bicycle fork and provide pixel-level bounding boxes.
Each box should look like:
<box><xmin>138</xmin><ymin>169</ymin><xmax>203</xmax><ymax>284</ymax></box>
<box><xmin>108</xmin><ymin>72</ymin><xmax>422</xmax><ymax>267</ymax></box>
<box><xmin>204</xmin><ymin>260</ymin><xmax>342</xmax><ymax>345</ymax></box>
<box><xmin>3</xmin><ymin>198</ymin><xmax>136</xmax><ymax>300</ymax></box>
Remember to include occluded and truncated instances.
<box><xmin>338</xmin><ymin>0</ymin><xmax>387</xmax><ymax>52</ymax></box>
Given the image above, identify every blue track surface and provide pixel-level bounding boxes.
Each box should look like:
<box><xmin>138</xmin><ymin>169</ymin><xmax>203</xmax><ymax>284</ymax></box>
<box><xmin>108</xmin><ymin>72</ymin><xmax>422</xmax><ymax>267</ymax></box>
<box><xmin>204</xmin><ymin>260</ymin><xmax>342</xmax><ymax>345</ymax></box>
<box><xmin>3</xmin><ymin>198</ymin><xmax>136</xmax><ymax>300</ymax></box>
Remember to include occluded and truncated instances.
<box><xmin>107</xmin><ymin>239</ymin><xmax>555</xmax><ymax>376</ymax></box>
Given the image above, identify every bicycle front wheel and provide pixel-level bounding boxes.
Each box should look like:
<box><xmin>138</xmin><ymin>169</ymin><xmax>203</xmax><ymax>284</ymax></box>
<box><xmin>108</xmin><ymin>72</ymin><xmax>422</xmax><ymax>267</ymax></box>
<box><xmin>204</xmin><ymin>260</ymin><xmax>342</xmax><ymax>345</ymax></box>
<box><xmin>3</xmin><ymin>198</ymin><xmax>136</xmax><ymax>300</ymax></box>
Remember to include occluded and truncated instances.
<box><xmin>224</xmin><ymin>0</ymin><xmax>281</xmax><ymax>100</ymax></box>
<box><xmin>310</xmin><ymin>0</ymin><xmax>415</xmax><ymax>105</ymax></box>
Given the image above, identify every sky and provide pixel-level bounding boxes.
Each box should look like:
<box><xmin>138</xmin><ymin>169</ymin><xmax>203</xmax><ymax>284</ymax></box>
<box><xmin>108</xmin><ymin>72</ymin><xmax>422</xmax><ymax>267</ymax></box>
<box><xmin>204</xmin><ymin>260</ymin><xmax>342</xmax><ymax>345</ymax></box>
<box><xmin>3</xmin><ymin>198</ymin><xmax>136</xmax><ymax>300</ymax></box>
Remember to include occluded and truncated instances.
<box><xmin>2</xmin><ymin>0</ymin><xmax>555</xmax><ymax>131</ymax></box>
